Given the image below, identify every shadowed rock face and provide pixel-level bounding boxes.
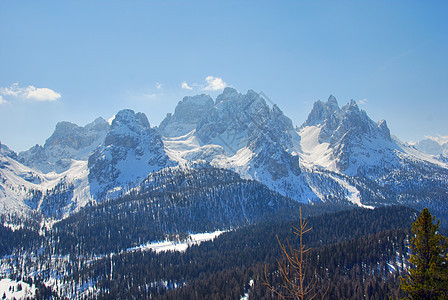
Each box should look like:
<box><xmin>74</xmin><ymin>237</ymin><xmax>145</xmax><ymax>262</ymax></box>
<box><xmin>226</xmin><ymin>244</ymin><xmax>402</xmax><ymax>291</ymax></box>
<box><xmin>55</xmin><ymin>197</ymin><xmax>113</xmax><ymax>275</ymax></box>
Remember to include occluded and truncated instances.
<box><xmin>45</xmin><ymin>119</ymin><xmax>107</xmax><ymax>150</ymax></box>
<box><xmin>88</xmin><ymin>109</ymin><xmax>173</xmax><ymax>199</ymax></box>
<box><xmin>194</xmin><ymin>88</ymin><xmax>296</xmax><ymax>150</ymax></box>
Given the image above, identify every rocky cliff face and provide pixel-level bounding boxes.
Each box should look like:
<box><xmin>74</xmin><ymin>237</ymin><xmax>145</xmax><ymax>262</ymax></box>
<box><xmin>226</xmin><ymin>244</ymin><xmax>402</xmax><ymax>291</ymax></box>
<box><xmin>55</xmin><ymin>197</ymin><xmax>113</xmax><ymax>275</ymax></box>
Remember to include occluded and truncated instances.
<box><xmin>160</xmin><ymin>88</ymin><xmax>306</xmax><ymax>201</ymax></box>
<box><xmin>19</xmin><ymin>118</ymin><xmax>110</xmax><ymax>173</ymax></box>
<box><xmin>88</xmin><ymin>109</ymin><xmax>173</xmax><ymax>199</ymax></box>
<box><xmin>0</xmin><ymin>143</ymin><xmax>18</xmax><ymax>160</ymax></box>
<box><xmin>159</xmin><ymin>94</ymin><xmax>214</xmax><ymax>137</ymax></box>
<box><xmin>300</xmin><ymin>96</ymin><xmax>395</xmax><ymax>174</ymax></box>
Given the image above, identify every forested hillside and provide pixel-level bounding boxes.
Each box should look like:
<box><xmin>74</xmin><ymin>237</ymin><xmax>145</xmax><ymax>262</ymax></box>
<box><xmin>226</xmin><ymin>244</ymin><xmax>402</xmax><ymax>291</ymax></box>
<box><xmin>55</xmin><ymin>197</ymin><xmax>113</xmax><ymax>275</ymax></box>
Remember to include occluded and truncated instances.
<box><xmin>22</xmin><ymin>205</ymin><xmax>417</xmax><ymax>299</ymax></box>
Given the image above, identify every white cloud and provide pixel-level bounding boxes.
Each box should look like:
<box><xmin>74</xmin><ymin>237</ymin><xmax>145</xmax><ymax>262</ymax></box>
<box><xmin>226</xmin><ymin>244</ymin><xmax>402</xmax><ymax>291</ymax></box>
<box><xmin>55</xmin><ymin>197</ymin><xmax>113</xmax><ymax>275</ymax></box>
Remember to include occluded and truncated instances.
<box><xmin>203</xmin><ymin>76</ymin><xmax>227</xmax><ymax>91</ymax></box>
<box><xmin>0</xmin><ymin>82</ymin><xmax>20</xmax><ymax>97</ymax></box>
<box><xmin>0</xmin><ymin>95</ymin><xmax>7</xmax><ymax>105</ymax></box>
<box><xmin>0</xmin><ymin>83</ymin><xmax>61</xmax><ymax>102</ymax></box>
<box><xmin>181</xmin><ymin>76</ymin><xmax>227</xmax><ymax>91</ymax></box>
<box><xmin>358</xmin><ymin>98</ymin><xmax>368</xmax><ymax>105</ymax></box>
<box><xmin>424</xmin><ymin>135</ymin><xmax>448</xmax><ymax>145</ymax></box>
<box><xmin>156</xmin><ymin>82</ymin><xmax>162</xmax><ymax>90</ymax></box>
<box><xmin>24</xmin><ymin>86</ymin><xmax>61</xmax><ymax>101</ymax></box>
<box><xmin>181</xmin><ymin>81</ymin><xmax>193</xmax><ymax>90</ymax></box>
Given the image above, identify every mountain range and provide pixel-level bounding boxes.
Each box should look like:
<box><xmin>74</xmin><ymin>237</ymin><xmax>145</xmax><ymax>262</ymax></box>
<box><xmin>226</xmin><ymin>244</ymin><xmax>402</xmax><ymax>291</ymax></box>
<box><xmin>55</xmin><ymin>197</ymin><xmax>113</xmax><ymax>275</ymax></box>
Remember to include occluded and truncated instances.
<box><xmin>1</xmin><ymin>87</ymin><xmax>447</xmax><ymax>224</ymax></box>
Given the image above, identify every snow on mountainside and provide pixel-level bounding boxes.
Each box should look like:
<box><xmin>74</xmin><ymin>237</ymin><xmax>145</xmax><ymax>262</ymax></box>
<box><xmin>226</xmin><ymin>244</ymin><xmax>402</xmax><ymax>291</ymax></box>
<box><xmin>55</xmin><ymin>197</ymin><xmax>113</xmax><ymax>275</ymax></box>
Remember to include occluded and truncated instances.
<box><xmin>88</xmin><ymin>109</ymin><xmax>174</xmax><ymax>200</ymax></box>
<box><xmin>0</xmin><ymin>143</ymin><xmax>91</xmax><ymax>219</ymax></box>
<box><xmin>0</xmin><ymin>144</ymin><xmax>38</xmax><ymax>215</ymax></box>
<box><xmin>1</xmin><ymin>90</ymin><xmax>447</xmax><ymax>223</ymax></box>
<box><xmin>162</xmin><ymin>88</ymin><xmax>316</xmax><ymax>202</ymax></box>
<box><xmin>298</xmin><ymin>95</ymin><xmax>448</xmax><ymax>210</ymax></box>
<box><xmin>298</xmin><ymin>96</ymin><xmax>445</xmax><ymax>175</ymax></box>
<box><xmin>19</xmin><ymin>117</ymin><xmax>109</xmax><ymax>173</ymax></box>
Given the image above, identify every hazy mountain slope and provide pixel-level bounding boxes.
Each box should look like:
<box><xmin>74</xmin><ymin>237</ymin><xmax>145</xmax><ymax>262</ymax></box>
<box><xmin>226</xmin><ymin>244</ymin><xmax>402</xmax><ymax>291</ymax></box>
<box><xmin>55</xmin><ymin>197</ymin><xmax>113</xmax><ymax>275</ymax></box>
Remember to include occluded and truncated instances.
<box><xmin>19</xmin><ymin>117</ymin><xmax>109</xmax><ymax>174</ymax></box>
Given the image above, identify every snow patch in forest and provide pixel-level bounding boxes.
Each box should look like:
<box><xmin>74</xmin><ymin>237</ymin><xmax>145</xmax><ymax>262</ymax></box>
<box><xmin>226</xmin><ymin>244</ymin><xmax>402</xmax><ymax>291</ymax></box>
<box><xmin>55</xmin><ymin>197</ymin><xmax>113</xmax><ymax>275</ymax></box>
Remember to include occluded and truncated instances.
<box><xmin>0</xmin><ymin>278</ymin><xmax>36</xmax><ymax>300</ymax></box>
<box><xmin>127</xmin><ymin>230</ymin><xmax>227</xmax><ymax>253</ymax></box>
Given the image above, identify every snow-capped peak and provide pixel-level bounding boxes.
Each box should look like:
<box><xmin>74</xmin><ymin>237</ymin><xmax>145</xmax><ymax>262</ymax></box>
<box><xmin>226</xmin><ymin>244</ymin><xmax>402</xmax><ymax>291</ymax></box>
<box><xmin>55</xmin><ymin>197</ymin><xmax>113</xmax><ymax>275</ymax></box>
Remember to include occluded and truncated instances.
<box><xmin>88</xmin><ymin>109</ymin><xmax>174</xmax><ymax>200</ymax></box>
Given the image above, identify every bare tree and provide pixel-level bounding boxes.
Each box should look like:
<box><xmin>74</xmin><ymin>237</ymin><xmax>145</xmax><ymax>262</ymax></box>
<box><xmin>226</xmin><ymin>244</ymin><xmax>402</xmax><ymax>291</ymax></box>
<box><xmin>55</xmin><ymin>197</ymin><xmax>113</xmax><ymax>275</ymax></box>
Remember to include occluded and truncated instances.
<box><xmin>264</xmin><ymin>207</ymin><xmax>327</xmax><ymax>299</ymax></box>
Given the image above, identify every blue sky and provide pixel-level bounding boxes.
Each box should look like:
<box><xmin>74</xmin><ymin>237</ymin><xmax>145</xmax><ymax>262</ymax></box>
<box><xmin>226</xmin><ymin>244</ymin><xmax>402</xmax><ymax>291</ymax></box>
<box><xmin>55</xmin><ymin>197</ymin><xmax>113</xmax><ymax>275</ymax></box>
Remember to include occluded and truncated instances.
<box><xmin>1</xmin><ymin>1</ymin><xmax>447</xmax><ymax>151</ymax></box>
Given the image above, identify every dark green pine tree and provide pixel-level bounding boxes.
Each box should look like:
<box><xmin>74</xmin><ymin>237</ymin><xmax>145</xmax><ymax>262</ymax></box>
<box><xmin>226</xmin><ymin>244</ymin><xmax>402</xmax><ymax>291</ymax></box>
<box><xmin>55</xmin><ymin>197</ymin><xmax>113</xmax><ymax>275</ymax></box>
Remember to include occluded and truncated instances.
<box><xmin>400</xmin><ymin>208</ymin><xmax>448</xmax><ymax>299</ymax></box>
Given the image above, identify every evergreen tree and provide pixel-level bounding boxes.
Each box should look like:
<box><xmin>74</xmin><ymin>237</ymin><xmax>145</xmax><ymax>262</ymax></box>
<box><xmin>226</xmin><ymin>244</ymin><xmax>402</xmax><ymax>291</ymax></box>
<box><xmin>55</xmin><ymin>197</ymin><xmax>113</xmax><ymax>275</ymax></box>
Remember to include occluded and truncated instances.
<box><xmin>400</xmin><ymin>208</ymin><xmax>448</xmax><ymax>299</ymax></box>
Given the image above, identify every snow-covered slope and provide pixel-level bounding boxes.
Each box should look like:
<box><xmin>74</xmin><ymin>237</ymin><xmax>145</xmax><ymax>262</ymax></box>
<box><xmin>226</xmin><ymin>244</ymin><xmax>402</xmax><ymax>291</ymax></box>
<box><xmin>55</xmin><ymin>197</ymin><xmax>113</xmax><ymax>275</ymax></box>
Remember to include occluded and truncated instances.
<box><xmin>88</xmin><ymin>109</ymin><xmax>174</xmax><ymax>200</ymax></box>
<box><xmin>0</xmin><ymin>144</ymin><xmax>40</xmax><ymax>216</ymax></box>
<box><xmin>0</xmin><ymin>143</ymin><xmax>91</xmax><ymax>220</ymax></box>
<box><xmin>0</xmin><ymin>278</ymin><xmax>36</xmax><ymax>299</ymax></box>
<box><xmin>297</xmin><ymin>95</ymin><xmax>448</xmax><ymax>209</ymax></box>
<box><xmin>1</xmin><ymin>91</ymin><xmax>448</xmax><ymax>222</ymax></box>
<box><xmin>162</xmin><ymin>88</ymin><xmax>315</xmax><ymax>202</ymax></box>
<box><xmin>19</xmin><ymin>117</ymin><xmax>109</xmax><ymax>173</ymax></box>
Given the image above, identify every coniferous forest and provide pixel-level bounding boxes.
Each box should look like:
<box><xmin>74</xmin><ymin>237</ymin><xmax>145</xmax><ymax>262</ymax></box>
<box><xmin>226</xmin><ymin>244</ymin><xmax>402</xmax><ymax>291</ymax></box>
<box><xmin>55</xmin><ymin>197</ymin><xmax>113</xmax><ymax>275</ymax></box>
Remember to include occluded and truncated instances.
<box><xmin>1</xmin><ymin>203</ymin><xmax>436</xmax><ymax>299</ymax></box>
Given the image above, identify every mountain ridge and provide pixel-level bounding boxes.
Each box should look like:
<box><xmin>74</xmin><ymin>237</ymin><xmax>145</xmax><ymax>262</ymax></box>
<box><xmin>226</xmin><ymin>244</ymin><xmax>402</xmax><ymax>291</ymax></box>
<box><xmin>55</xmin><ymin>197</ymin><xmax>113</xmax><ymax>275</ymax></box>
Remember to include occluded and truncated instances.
<box><xmin>1</xmin><ymin>89</ymin><xmax>447</xmax><ymax>223</ymax></box>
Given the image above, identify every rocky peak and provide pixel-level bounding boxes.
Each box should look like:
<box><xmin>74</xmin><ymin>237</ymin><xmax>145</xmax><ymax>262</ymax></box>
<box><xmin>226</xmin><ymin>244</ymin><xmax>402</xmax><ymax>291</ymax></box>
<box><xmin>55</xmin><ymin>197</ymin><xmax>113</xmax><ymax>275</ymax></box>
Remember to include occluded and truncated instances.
<box><xmin>0</xmin><ymin>143</ymin><xmax>18</xmax><ymax>160</ymax></box>
<box><xmin>112</xmin><ymin>109</ymin><xmax>150</xmax><ymax>130</ymax></box>
<box><xmin>88</xmin><ymin>109</ymin><xmax>173</xmax><ymax>199</ymax></box>
<box><xmin>301</xmin><ymin>95</ymin><xmax>344</xmax><ymax>143</ymax></box>
<box><xmin>193</xmin><ymin>89</ymin><xmax>300</xmax><ymax>183</ymax></box>
<box><xmin>327</xmin><ymin>94</ymin><xmax>338</xmax><ymax>108</ymax></box>
<box><xmin>196</xmin><ymin>89</ymin><xmax>273</xmax><ymax>146</ymax></box>
<box><xmin>378</xmin><ymin>120</ymin><xmax>391</xmax><ymax>141</ymax></box>
<box><xmin>18</xmin><ymin>117</ymin><xmax>110</xmax><ymax>173</ymax></box>
<box><xmin>215</xmin><ymin>87</ymin><xmax>240</xmax><ymax>104</ymax></box>
<box><xmin>44</xmin><ymin>122</ymin><xmax>84</xmax><ymax>149</ymax></box>
<box><xmin>105</xmin><ymin>109</ymin><xmax>151</xmax><ymax>148</ymax></box>
<box><xmin>85</xmin><ymin>117</ymin><xmax>109</xmax><ymax>131</ymax></box>
<box><xmin>302</xmin><ymin>95</ymin><xmax>342</xmax><ymax>129</ymax></box>
<box><xmin>335</xmin><ymin>101</ymin><xmax>392</xmax><ymax>143</ymax></box>
<box><xmin>44</xmin><ymin>118</ymin><xmax>109</xmax><ymax>150</ymax></box>
<box><xmin>158</xmin><ymin>94</ymin><xmax>214</xmax><ymax>137</ymax></box>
